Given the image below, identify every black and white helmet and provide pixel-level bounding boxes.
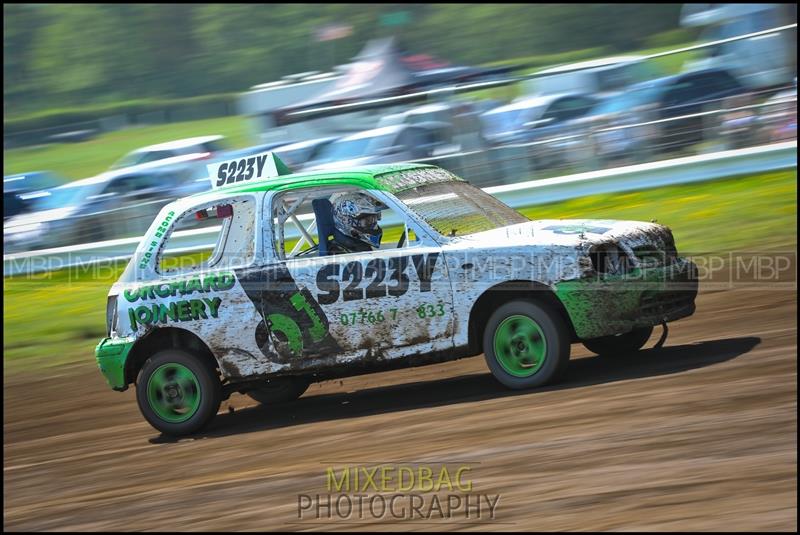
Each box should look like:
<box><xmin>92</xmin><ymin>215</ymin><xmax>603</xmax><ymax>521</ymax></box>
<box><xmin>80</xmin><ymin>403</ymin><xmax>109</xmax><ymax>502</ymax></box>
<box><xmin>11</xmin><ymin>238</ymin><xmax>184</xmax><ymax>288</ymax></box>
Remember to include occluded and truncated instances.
<box><xmin>330</xmin><ymin>192</ymin><xmax>384</xmax><ymax>249</ymax></box>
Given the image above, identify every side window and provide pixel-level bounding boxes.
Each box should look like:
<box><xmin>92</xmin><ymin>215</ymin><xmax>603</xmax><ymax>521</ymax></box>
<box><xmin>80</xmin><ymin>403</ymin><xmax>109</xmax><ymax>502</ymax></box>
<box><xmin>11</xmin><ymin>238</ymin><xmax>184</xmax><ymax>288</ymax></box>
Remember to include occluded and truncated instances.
<box><xmin>139</xmin><ymin>150</ymin><xmax>177</xmax><ymax>164</ymax></box>
<box><xmin>272</xmin><ymin>187</ymin><xmax>421</xmax><ymax>260</ymax></box>
<box><xmin>541</xmin><ymin>102</ymin><xmax>564</xmax><ymax>122</ymax></box>
<box><xmin>104</xmin><ymin>174</ymin><xmax>161</xmax><ymax>201</ymax></box>
<box><xmin>395</xmin><ymin>129</ymin><xmax>417</xmax><ymax>150</ymax></box>
<box><xmin>103</xmin><ymin>178</ymin><xmax>132</xmax><ymax>196</ymax></box>
<box><xmin>706</xmin><ymin>72</ymin><xmax>740</xmax><ymax>94</ymax></box>
<box><xmin>157</xmin><ymin>196</ymin><xmax>256</xmax><ymax>274</ymax></box>
<box><xmin>664</xmin><ymin>81</ymin><xmax>696</xmax><ymax>108</ymax></box>
<box><xmin>562</xmin><ymin>97</ymin><xmax>595</xmax><ymax>119</ymax></box>
<box><xmin>200</xmin><ymin>140</ymin><xmax>227</xmax><ymax>154</ymax></box>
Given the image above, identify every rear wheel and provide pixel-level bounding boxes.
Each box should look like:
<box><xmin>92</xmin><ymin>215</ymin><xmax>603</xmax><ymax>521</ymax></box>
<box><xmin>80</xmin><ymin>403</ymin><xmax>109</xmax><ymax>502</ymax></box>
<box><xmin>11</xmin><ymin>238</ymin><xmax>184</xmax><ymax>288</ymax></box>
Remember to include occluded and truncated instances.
<box><xmin>582</xmin><ymin>326</ymin><xmax>653</xmax><ymax>357</ymax></box>
<box><xmin>136</xmin><ymin>349</ymin><xmax>221</xmax><ymax>436</ymax></box>
<box><xmin>483</xmin><ymin>300</ymin><xmax>570</xmax><ymax>389</ymax></box>
<box><xmin>246</xmin><ymin>377</ymin><xmax>310</xmax><ymax>405</ymax></box>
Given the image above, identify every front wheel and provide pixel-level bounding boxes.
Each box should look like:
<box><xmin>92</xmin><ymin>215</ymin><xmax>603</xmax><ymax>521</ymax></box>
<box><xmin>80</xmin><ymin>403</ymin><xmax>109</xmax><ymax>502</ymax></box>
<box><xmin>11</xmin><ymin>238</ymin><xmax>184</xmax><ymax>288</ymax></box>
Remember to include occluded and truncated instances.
<box><xmin>483</xmin><ymin>300</ymin><xmax>570</xmax><ymax>389</ymax></box>
<box><xmin>136</xmin><ymin>349</ymin><xmax>221</xmax><ymax>436</ymax></box>
<box><xmin>582</xmin><ymin>326</ymin><xmax>653</xmax><ymax>357</ymax></box>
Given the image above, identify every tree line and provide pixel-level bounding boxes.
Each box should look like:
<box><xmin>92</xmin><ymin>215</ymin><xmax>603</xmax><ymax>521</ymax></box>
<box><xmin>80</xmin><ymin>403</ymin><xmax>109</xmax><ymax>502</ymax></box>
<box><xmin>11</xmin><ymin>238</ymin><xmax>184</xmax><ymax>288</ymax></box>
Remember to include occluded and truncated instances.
<box><xmin>4</xmin><ymin>3</ymin><xmax>685</xmax><ymax>117</ymax></box>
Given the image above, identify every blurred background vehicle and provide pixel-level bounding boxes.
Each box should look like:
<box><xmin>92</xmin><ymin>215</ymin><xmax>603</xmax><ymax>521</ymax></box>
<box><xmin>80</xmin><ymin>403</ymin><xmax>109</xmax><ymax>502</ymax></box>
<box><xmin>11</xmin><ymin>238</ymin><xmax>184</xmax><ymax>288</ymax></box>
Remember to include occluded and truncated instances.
<box><xmin>4</xmin><ymin>157</ymin><xmax>212</xmax><ymax>252</ymax></box>
<box><xmin>681</xmin><ymin>3</ymin><xmax>797</xmax><ymax>91</ymax></box>
<box><xmin>525</xmin><ymin>56</ymin><xmax>662</xmax><ymax>96</ymax></box>
<box><xmin>377</xmin><ymin>101</ymin><xmax>488</xmax><ymax>151</ymax></box>
<box><xmin>112</xmin><ymin>135</ymin><xmax>297</xmax><ymax>170</ymax></box>
<box><xmin>479</xmin><ymin>93</ymin><xmax>598</xmax><ymax>147</ymax></box>
<box><xmin>302</xmin><ymin>123</ymin><xmax>455</xmax><ymax>171</ymax></box>
<box><xmin>108</xmin><ymin>135</ymin><xmax>226</xmax><ymax>170</ymax></box>
<box><xmin>479</xmin><ymin>93</ymin><xmax>598</xmax><ymax>170</ymax></box>
<box><xmin>3</xmin><ymin>171</ymin><xmax>66</xmax><ymax>219</ymax></box>
<box><xmin>576</xmin><ymin>67</ymin><xmax>747</xmax><ymax>159</ymax></box>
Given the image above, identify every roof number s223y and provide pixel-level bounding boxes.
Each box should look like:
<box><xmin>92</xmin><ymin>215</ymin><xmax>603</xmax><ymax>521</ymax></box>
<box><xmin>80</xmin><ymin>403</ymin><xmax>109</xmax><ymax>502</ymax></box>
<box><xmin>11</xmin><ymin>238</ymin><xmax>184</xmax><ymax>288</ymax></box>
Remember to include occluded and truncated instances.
<box><xmin>207</xmin><ymin>151</ymin><xmax>293</xmax><ymax>189</ymax></box>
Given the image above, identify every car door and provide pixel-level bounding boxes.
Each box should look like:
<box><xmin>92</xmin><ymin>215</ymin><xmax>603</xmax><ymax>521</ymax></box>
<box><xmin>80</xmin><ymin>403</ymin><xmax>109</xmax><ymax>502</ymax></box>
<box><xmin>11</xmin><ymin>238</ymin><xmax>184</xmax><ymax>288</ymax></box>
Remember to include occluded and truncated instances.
<box><xmin>258</xmin><ymin>186</ymin><xmax>455</xmax><ymax>364</ymax></box>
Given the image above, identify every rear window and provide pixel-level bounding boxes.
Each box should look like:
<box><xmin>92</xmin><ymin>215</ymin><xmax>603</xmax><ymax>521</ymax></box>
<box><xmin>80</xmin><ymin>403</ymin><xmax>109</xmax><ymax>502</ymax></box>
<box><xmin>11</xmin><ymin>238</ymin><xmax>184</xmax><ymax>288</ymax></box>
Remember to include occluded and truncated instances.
<box><xmin>156</xmin><ymin>196</ymin><xmax>256</xmax><ymax>275</ymax></box>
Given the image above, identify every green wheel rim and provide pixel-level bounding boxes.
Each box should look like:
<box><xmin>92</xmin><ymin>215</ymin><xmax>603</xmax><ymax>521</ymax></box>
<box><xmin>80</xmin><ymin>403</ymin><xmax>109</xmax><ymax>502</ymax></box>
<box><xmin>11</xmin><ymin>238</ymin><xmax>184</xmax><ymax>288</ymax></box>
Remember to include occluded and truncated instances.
<box><xmin>147</xmin><ymin>363</ymin><xmax>201</xmax><ymax>423</ymax></box>
<box><xmin>493</xmin><ymin>315</ymin><xmax>548</xmax><ymax>377</ymax></box>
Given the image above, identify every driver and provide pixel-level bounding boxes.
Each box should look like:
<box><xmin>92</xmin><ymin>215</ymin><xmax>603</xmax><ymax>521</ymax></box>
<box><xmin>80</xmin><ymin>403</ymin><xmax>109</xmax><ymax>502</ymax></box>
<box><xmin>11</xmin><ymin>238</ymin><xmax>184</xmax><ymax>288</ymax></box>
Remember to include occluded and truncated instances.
<box><xmin>330</xmin><ymin>192</ymin><xmax>384</xmax><ymax>252</ymax></box>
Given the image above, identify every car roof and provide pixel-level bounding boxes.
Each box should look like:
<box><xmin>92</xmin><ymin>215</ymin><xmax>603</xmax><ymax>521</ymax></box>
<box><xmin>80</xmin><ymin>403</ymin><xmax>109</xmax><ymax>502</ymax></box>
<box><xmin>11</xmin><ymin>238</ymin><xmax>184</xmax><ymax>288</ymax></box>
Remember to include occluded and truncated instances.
<box><xmin>135</xmin><ymin>135</ymin><xmax>225</xmax><ymax>152</ymax></box>
<box><xmin>484</xmin><ymin>92</ymin><xmax>586</xmax><ymax>114</ymax></box>
<box><xmin>337</xmin><ymin>124</ymin><xmax>407</xmax><ymax>141</ymax></box>
<box><xmin>536</xmin><ymin>55</ymin><xmax>644</xmax><ymax>75</ymax></box>
<box><xmin>189</xmin><ymin>162</ymin><xmax>461</xmax><ymax>200</ymax></box>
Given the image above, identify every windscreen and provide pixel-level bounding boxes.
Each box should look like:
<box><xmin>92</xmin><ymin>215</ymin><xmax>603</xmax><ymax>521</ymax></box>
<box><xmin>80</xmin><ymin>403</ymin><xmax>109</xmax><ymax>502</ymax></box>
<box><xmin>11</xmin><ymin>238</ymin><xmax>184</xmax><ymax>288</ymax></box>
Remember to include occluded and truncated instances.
<box><xmin>395</xmin><ymin>180</ymin><xmax>528</xmax><ymax>237</ymax></box>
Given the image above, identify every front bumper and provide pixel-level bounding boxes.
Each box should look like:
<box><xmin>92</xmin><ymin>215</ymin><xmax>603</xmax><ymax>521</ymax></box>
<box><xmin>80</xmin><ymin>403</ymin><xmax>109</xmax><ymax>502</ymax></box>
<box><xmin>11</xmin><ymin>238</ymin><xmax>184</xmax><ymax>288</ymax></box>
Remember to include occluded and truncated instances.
<box><xmin>554</xmin><ymin>257</ymin><xmax>698</xmax><ymax>340</ymax></box>
<box><xmin>95</xmin><ymin>337</ymin><xmax>135</xmax><ymax>391</ymax></box>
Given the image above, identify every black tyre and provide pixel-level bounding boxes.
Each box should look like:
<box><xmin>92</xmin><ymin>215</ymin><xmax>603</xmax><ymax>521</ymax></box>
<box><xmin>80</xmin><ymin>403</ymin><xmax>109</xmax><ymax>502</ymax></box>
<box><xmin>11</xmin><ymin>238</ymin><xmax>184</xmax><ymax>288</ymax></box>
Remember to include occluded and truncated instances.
<box><xmin>582</xmin><ymin>326</ymin><xmax>653</xmax><ymax>357</ymax></box>
<box><xmin>483</xmin><ymin>300</ymin><xmax>571</xmax><ymax>389</ymax></box>
<box><xmin>246</xmin><ymin>376</ymin><xmax>310</xmax><ymax>405</ymax></box>
<box><xmin>136</xmin><ymin>349</ymin><xmax>222</xmax><ymax>436</ymax></box>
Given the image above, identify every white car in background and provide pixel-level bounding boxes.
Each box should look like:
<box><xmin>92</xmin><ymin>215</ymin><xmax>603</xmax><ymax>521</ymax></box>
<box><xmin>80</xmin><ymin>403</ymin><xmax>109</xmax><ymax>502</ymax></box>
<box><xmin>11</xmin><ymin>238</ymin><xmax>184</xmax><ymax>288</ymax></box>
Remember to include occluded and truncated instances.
<box><xmin>3</xmin><ymin>153</ymin><xmax>216</xmax><ymax>252</ymax></box>
<box><xmin>109</xmin><ymin>136</ymin><xmax>227</xmax><ymax>170</ymax></box>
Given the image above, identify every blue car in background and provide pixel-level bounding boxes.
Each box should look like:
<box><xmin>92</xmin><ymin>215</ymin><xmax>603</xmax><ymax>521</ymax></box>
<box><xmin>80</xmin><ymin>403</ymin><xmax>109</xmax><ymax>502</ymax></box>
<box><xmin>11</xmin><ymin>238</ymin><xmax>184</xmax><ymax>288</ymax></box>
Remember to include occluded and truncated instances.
<box><xmin>581</xmin><ymin>68</ymin><xmax>747</xmax><ymax>154</ymax></box>
<box><xmin>3</xmin><ymin>171</ymin><xmax>66</xmax><ymax>219</ymax></box>
<box><xmin>479</xmin><ymin>93</ymin><xmax>598</xmax><ymax>147</ymax></box>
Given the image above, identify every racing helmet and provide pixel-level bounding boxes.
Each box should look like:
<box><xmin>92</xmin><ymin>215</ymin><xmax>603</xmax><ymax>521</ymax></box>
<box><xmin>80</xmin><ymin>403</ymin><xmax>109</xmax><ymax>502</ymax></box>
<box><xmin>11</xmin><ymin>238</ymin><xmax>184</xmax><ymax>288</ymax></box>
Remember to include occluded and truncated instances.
<box><xmin>330</xmin><ymin>192</ymin><xmax>384</xmax><ymax>249</ymax></box>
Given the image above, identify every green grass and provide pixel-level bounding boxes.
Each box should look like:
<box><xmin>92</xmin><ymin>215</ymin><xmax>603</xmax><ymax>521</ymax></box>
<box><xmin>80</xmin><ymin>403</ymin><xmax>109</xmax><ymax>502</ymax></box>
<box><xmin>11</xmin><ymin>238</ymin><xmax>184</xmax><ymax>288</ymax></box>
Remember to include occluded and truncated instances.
<box><xmin>3</xmin><ymin>169</ymin><xmax>795</xmax><ymax>373</ymax></box>
<box><xmin>2</xmin><ymin>116</ymin><xmax>254</xmax><ymax>182</ymax></box>
<box><xmin>520</xmin><ymin>170</ymin><xmax>797</xmax><ymax>254</ymax></box>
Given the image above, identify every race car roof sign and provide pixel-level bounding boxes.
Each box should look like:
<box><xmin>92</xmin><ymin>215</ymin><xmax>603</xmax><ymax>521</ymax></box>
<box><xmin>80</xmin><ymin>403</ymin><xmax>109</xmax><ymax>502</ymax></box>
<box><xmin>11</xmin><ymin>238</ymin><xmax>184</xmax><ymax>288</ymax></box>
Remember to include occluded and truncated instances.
<box><xmin>208</xmin><ymin>151</ymin><xmax>293</xmax><ymax>190</ymax></box>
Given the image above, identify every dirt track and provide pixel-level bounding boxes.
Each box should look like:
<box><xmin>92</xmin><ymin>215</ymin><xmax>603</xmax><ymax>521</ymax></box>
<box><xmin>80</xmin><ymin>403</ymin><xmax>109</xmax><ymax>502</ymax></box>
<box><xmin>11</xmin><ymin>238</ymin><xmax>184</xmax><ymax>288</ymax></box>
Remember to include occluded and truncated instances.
<box><xmin>4</xmin><ymin>284</ymin><xmax>797</xmax><ymax>531</ymax></box>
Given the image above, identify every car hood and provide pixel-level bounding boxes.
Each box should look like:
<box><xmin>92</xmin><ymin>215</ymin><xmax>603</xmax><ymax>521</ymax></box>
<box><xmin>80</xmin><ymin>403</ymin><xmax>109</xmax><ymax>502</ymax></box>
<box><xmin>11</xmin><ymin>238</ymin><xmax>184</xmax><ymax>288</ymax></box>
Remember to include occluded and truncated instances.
<box><xmin>447</xmin><ymin>219</ymin><xmax>671</xmax><ymax>249</ymax></box>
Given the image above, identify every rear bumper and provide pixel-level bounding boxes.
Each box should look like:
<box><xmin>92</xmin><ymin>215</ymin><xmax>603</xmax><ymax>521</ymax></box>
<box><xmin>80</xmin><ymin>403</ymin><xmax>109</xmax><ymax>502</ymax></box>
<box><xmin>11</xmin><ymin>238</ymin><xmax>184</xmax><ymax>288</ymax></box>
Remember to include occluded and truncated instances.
<box><xmin>555</xmin><ymin>258</ymin><xmax>698</xmax><ymax>340</ymax></box>
<box><xmin>95</xmin><ymin>337</ymin><xmax>135</xmax><ymax>391</ymax></box>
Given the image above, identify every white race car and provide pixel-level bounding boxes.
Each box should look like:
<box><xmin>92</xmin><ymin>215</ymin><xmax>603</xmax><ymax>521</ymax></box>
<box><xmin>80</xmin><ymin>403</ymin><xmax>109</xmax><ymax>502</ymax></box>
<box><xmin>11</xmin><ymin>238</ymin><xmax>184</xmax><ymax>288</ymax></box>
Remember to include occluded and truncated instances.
<box><xmin>96</xmin><ymin>153</ymin><xmax>698</xmax><ymax>435</ymax></box>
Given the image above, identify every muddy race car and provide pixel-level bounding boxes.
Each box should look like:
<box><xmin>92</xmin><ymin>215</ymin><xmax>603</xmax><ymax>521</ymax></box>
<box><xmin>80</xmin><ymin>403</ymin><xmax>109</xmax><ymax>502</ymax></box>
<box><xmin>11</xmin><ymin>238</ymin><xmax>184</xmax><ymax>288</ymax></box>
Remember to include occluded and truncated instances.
<box><xmin>95</xmin><ymin>152</ymin><xmax>698</xmax><ymax>435</ymax></box>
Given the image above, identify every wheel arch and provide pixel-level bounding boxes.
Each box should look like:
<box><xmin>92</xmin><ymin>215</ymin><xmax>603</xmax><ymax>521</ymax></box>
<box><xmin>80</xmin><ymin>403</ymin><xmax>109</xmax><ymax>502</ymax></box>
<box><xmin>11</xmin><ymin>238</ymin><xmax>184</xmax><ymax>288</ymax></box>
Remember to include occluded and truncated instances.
<box><xmin>125</xmin><ymin>327</ymin><xmax>220</xmax><ymax>386</ymax></box>
<box><xmin>467</xmin><ymin>280</ymin><xmax>577</xmax><ymax>354</ymax></box>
